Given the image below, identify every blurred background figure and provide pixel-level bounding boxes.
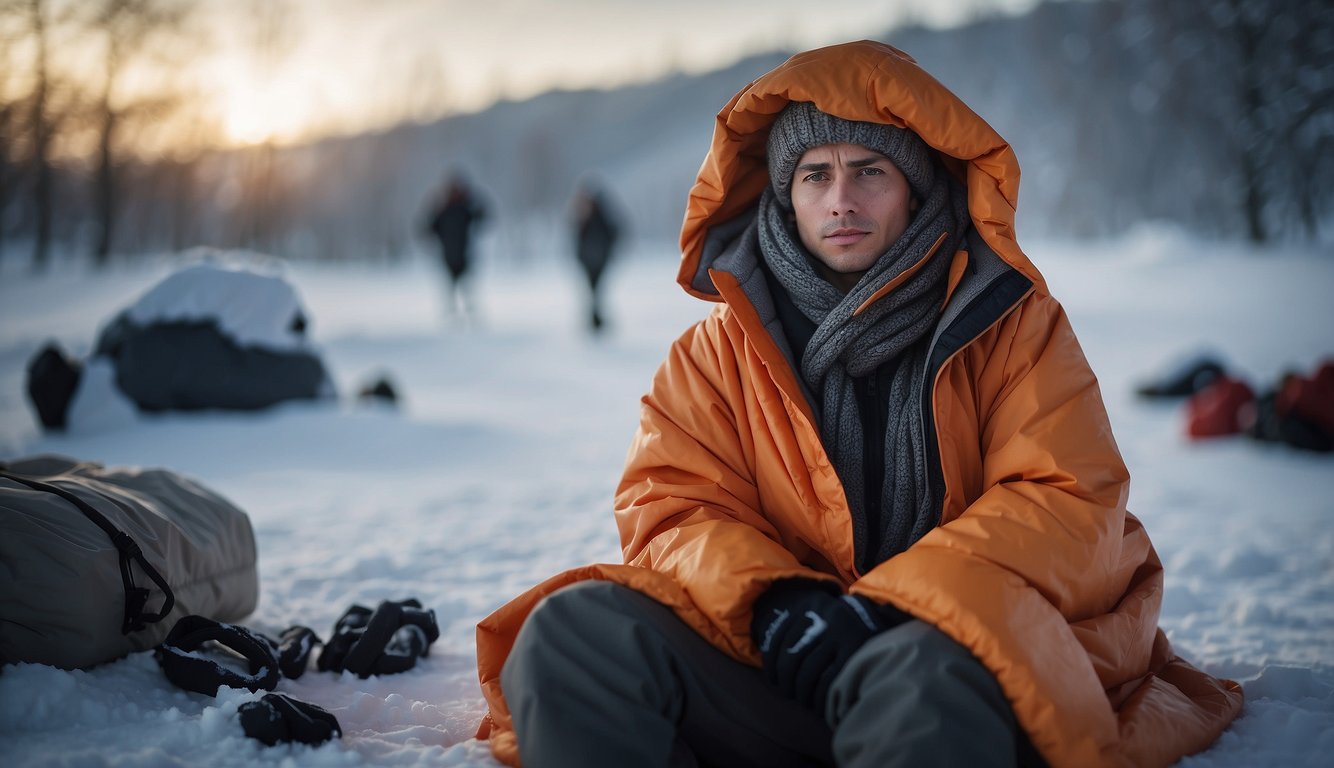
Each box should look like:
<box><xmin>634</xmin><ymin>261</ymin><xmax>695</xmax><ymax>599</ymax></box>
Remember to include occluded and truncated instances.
<box><xmin>425</xmin><ymin>172</ymin><xmax>487</xmax><ymax>324</ymax></box>
<box><xmin>571</xmin><ymin>182</ymin><xmax>622</xmax><ymax>332</ymax></box>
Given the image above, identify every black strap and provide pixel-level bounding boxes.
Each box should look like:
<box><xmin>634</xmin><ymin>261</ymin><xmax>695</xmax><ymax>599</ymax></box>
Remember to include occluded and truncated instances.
<box><xmin>0</xmin><ymin>466</ymin><xmax>176</xmax><ymax>634</ymax></box>
<box><xmin>155</xmin><ymin>615</ymin><xmax>280</xmax><ymax>696</ymax></box>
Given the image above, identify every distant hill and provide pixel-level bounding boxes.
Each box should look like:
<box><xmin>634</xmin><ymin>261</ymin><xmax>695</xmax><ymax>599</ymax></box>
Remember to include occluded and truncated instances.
<box><xmin>193</xmin><ymin>0</ymin><xmax>1334</xmax><ymax>260</ymax></box>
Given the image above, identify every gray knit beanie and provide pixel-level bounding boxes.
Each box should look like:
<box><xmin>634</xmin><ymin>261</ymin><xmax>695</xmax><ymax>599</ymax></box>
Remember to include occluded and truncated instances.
<box><xmin>767</xmin><ymin>101</ymin><xmax>935</xmax><ymax>209</ymax></box>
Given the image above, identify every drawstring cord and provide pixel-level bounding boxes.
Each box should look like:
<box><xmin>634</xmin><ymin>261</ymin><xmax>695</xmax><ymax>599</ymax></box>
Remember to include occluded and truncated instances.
<box><xmin>0</xmin><ymin>467</ymin><xmax>176</xmax><ymax>633</ymax></box>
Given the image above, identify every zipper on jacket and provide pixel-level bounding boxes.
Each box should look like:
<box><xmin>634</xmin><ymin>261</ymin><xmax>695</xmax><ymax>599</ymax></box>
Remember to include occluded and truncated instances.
<box><xmin>854</xmin><ymin>369</ymin><xmax>888</xmax><ymax>574</ymax></box>
<box><xmin>920</xmin><ymin>264</ymin><xmax>1035</xmax><ymax>532</ymax></box>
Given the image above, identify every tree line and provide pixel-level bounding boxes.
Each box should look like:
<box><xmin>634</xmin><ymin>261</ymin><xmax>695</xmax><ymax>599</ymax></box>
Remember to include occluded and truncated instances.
<box><xmin>0</xmin><ymin>0</ymin><xmax>302</xmax><ymax>270</ymax></box>
<box><xmin>1</xmin><ymin>0</ymin><xmax>1330</xmax><ymax>271</ymax></box>
<box><xmin>1112</xmin><ymin>0</ymin><xmax>1331</xmax><ymax>243</ymax></box>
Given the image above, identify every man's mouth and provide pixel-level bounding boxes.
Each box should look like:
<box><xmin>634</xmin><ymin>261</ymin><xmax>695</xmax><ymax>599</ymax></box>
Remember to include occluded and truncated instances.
<box><xmin>824</xmin><ymin>228</ymin><xmax>869</xmax><ymax>245</ymax></box>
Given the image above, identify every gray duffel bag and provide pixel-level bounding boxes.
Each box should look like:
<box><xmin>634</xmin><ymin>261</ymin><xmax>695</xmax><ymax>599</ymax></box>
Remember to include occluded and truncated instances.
<box><xmin>0</xmin><ymin>455</ymin><xmax>258</xmax><ymax>669</ymax></box>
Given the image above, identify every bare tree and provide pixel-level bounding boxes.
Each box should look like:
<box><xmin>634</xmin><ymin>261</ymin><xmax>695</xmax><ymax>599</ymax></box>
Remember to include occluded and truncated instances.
<box><xmin>19</xmin><ymin>0</ymin><xmax>55</xmax><ymax>269</ymax></box>
<box><xmin>85</xmin><ymin>0</ymin><xmax>193</xmax><ymax>265</ymax></box>
<box><xmin>1220</xmin><ymin>0</ymin><xmax>1272</xmax><ymax>242</ymax></box>
<box><xmin>1267</xmin><ymin>4</ymin><xmax>1334</xmax><ymax>240</ymax></box>
<box><xmin>1143</xmin><ymin>0</ymin><xmax>1333</xmax><ymax>243</ymax></box>
<box><xmin>235</xmin><ymin>0</ymin><xmax>292</xmax><ymax>254</ymax></box>
<box><xmin>0</xmin><ymin>0</ymin><xmax>25</xmax><ymax>262</ymax></box>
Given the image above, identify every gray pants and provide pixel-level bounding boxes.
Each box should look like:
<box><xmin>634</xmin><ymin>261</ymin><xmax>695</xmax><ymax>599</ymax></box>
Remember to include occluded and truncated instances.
<box><xmin>501</xmin><ymin>581</ymin><xmax>1033</xmax><ymax>768</ymax></box>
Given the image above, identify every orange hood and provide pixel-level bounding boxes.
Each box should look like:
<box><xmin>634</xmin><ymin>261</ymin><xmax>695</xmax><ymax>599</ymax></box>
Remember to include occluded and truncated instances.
<box><xmin>678</xmin><ymin>39</ymin><xmax>1044</xmax><ymax>299</ymax></box>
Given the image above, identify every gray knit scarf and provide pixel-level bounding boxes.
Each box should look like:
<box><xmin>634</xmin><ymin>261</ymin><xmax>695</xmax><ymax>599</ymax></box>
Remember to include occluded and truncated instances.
<box><xmin>758</xmin><ymin>173</ymin><xmax>970</xmax><ymax>567</ymax></box>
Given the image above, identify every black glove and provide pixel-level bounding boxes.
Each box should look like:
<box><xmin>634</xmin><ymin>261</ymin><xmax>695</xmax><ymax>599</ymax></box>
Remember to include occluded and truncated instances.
<box><xmin>261</xmin><ymin>625</ymin><xmax>323</xmax><ymax>680</ymax></box>
<box><xmin>750</xmin><ymin>581</ymin><xmax>907</xmax><ymax>711</ymax></box>
<box><xmin>239</xmin><ymin>692</ymin><xmax>342</xmax><ymax>746</ymax></box>
<box><xmin>318</xmin><ymin>599</ymin><xmax>440</xmax><ymax>678</ymax></box>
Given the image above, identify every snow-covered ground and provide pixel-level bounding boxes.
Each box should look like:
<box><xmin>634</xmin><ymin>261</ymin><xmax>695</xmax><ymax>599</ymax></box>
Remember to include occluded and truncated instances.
<box><xmin>1</xmin><ymin>227</ymin><xmax>1331</xmax><ymax>766</ymax></box>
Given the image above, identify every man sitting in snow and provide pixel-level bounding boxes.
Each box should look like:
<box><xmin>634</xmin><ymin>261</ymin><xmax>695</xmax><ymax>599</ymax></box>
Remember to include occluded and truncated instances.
<box><xmin>26</xmin><ymin>258</ymin><xmax>335</xmax><ymax>431</ymax></box>
<box><xmin>473</xmin><ymin>42</ymin><xmax>1243</xmax><ymax>767</ymax></box>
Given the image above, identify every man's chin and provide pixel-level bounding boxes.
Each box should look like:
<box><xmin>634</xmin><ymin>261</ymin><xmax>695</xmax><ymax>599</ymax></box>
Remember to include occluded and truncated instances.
<box><xmin>818</xmin><ymin>254</ymin><xmax>877</xmax><ymax>276</ymax></box>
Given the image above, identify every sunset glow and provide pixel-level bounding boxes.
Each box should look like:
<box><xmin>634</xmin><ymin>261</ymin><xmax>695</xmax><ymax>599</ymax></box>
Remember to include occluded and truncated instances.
<box><xmin>220</xmin><ymin>81</ymin><xmax>312</xmax><ymax>146</ymax></box>
<box><xmin>198</xmin><ymin>0</ymin><xmax>1044</xmax><ymax>150</ymax></box>
<box><xmin>8</xmin><ymin>0</ymin><xmax>1041</xmax><ymax>154</ymax></box>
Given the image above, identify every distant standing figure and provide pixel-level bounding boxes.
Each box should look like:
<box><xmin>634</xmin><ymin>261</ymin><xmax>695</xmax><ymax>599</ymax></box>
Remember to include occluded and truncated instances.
<box><xmin>427</xmin><ymin>174</ymin><xmax>487</xmax><ymax>321</ymax></box>
<box><xmin>572</xmin><ymin>185</ymin><xmax>621</xmax><ymax>331</ymax></box>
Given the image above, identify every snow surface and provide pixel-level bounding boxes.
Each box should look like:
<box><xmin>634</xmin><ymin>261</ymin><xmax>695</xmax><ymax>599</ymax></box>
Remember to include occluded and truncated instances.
<box><xmin>117</xmin><ymin>251</ymin><xmax>317</xmax><ymax>352</ymax></box>
<box><xmin>1</xmin><ymin>227</ymin><xmax>1332</xmax><ymax>766</ymax></box>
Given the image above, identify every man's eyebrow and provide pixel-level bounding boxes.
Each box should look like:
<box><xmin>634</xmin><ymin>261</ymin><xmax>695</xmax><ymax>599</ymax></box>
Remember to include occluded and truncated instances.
<box><xmin>795</xmin><ymin>155</ymin><xmax>888</xmax><ymax>173</ymax></box>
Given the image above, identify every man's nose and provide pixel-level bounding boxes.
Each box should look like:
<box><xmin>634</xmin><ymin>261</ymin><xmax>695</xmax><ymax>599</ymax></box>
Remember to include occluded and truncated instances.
<box><xmin>829</xmin><ymin>176</ymin><xmax>859</xmax><ymax>215</ymax></box>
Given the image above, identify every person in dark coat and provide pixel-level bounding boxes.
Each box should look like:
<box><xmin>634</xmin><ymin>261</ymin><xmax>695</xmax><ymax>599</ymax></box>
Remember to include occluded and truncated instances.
<box><xmin>572</xmin><ymin>184</ymin><xmax>622</xmax><ymax>331</ymax></box>
<box><xmin>426</xmin><ymin>173</ymin><xmax>487</xmax><ymax>322</ymax></box>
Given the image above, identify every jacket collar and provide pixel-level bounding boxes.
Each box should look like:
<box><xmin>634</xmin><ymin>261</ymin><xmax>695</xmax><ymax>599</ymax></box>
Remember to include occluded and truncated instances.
<box><xmin>701</xmin><ymin>211</ymin><xmax>1030</xmax><ymax>430</ymax></box>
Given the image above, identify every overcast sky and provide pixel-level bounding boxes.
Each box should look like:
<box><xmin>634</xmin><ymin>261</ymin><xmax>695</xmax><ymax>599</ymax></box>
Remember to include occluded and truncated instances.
<box><xmin>192</xmin><ymin>0</ymin><xmax>1042</xmax><ymax>145</ymax></box>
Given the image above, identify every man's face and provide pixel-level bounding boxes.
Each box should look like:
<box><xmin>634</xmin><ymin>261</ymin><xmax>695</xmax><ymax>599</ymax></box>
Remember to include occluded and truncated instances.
<box><xmin>789</xmin><ymin>142</ymin><xmax>913</xmax><ymax>293</ymax></box>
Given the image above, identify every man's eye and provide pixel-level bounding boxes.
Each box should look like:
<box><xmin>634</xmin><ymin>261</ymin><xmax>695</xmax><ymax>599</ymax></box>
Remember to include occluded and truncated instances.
<box><xmin>802</xmin><ymin>172</ymin><xmax>828</xmax><ymax>183</ymax></box>
<box><xmin>860</xmin><ymin>167</ymin><xmax>884</xmax><ymax>176</ymax></box>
